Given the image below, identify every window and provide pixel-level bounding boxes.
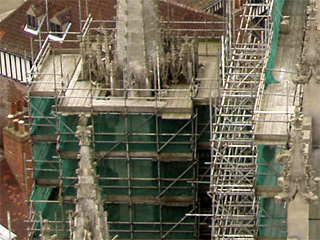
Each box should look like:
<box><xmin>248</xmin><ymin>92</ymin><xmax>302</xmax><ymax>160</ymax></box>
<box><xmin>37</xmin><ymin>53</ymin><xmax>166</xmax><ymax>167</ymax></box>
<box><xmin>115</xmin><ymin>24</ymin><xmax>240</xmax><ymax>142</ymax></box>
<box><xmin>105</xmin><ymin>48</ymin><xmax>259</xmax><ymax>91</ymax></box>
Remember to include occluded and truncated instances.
<box><xmin>50</xmin><ymin>22</ymin><xmax>62</xmax><ymax>38</ymax></box>
<box><xmin>27</xmin><ymin>14</ymin><xmax>37</xmax><ymax>30</ymax></box>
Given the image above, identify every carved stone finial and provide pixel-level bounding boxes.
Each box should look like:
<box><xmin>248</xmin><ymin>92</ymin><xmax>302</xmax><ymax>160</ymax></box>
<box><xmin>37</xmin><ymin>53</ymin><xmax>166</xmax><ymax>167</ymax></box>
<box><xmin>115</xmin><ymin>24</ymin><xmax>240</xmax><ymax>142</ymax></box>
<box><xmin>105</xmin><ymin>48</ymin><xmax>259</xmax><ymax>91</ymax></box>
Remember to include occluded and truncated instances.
<box><xmin>291</xmin><ymin>104</ymin><xmax>303</xmax><ymax>129</ymax></box>
<box><xmin>293</xmin><ymin>0</ymin><xmax>320</xmax><ymax>84</ymax></box>
<box><xmin>42</xmin><ymin>219</ymin><xmax>52</xmax><ymax>236</ymax></box>
<box><xmin>276</xmin><ymin>150</ymin><xmax>291</xmax><ymax>163</ymax></box>
<box><xmin>307</xmin><ymin>0</ymin><xmax>317</xmax><ymax>16</ymax></box>
<box><xmin>71</xmin><ymin>114</ymin><xmax>110</xmax><ymax>240</ymax></box>
<box><xmin>75</xmin><ymin>114</ymin><xmax>93</xmax><ymax>146</ymax></box>
<box><xmin>275</xmin><ymin>108</ymin><xmax>319</xmax><ymax>204</ymax></box>
<box><xmin>42</xmin><ymin>220</ymin><xmax>57</xmax><ymax>240</ymax></box>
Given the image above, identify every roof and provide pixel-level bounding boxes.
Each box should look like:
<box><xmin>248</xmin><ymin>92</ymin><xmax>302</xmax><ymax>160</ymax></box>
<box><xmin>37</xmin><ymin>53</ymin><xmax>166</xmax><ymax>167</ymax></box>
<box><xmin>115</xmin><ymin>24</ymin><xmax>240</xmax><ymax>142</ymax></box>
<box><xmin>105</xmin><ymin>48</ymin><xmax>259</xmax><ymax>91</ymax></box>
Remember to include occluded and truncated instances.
<box><xmin>51</xmin><ymin>7</ymin><xmax>72</xmax><ymax>25</ymax></box>
<box><xmin>0</xmin><ymin>0</ymin><xmax>117</xmax><ymax>58</ymax></box>
<box><xmin>0</xmin><ymin>0</ymin><xmax>223</xmax><ymax>58</ymax></box>
<box><xmin>29</xmin><ymin>0</ymin><xmax>46</xmax><ymax>17</ymax></box>
<box><xmin>159</xmin><ymin>0</ymin><xmax>223</xmax><ymax>37</ymax></box>
<box><xmin>0</xmin><ymin>158</ymin><xmax>28</xmax><ymax>239</ymax></box>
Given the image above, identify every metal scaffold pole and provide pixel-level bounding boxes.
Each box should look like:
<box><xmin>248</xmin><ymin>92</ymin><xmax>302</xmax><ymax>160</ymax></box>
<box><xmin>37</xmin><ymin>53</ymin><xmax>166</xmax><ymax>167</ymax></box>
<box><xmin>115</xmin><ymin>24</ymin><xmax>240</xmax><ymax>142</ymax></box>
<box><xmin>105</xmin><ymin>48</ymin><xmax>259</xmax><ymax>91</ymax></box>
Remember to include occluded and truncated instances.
<box><xmin>209</xmin><ymin>0</ymin><xmax>274</xmax><ymax>238</ymax></box>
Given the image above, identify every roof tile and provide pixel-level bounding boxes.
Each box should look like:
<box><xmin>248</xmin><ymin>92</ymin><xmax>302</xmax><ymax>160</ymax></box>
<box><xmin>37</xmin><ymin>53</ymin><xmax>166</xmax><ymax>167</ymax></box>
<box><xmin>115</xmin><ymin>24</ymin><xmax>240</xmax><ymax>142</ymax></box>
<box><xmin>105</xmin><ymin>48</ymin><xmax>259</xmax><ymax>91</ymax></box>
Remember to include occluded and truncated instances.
<box><xmin>0</xmin><ymin>0</ymin><xmax>222</xmax><ymax>58</ymax></box>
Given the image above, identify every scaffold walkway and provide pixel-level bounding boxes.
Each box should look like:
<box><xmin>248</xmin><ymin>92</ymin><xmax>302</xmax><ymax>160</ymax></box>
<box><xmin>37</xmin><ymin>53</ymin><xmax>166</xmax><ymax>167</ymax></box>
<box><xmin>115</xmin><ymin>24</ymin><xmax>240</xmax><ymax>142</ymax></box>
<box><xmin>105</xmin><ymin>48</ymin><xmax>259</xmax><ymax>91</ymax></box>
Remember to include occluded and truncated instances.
<box><xmin>209</xmin><ymin>1</ymin><xmax>273</xmax><ymax>238</ymax></box>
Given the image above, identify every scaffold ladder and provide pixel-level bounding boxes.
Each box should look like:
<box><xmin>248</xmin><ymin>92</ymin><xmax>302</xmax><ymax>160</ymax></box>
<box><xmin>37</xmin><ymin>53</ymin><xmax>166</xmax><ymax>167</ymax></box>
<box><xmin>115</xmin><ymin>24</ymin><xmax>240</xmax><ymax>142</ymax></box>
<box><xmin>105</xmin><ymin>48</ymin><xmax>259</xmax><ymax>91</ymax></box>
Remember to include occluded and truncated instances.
<box><xmin>209</xmin><ymin>1</ymin><xmax>273</xmax><ymax>239</ymax></box>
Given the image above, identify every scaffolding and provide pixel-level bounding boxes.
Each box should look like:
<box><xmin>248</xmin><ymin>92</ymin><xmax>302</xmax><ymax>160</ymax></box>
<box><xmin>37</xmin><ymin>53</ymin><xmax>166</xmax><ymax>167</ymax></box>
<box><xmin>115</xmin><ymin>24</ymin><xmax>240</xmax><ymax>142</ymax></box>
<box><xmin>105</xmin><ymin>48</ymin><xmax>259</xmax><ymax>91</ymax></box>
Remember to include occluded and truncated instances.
<box><xmin>24</xmin><ymin>0</ymin><xmax>294</xmax><ymax>238</ymax></box>
<box><xmin>209</xmin><ymin>0</ymin><xmax>275</xmax><ymax>239</ymax></box>
<box><xmin>25</xmin><ymin>7</ymin><xmax>221</xmax><ymax>239</ymax></box>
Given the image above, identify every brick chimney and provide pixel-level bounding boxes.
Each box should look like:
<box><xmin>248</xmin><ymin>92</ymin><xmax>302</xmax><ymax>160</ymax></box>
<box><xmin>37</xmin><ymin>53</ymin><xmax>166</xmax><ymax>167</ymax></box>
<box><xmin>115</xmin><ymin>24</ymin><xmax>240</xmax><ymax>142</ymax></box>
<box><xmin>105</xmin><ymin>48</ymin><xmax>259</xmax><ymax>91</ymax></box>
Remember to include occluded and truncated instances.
<box><xmin>2</xmin><ymin>101</ymin><xmax>32</xmax><ymax>195</ymax></box>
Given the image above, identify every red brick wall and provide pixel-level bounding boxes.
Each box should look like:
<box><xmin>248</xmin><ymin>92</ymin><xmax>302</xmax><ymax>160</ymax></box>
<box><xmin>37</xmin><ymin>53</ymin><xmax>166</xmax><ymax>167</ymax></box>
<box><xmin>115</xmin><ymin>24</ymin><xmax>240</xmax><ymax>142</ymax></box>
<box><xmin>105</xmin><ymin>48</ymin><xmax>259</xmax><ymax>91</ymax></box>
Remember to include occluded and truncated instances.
<box><xmin>3</xmin><ymin>128</ymin><xmax>32</xmax><ymax>194</ymax></box>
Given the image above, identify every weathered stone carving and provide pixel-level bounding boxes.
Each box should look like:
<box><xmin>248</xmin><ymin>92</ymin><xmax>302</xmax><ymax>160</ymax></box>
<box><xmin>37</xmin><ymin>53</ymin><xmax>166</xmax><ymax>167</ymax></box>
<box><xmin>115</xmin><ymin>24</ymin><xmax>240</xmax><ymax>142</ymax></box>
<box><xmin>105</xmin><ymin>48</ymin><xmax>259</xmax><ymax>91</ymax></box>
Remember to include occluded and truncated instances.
<box><xmin>293</xmin><ymin>0</ymin><xmax>320</xmax><ymax>84</ymax></box>
<box><xmin>81</xmin><ymin>31</ymin><xmax>122</xmax><ymax>95</ymax></box>
<box><xmin>70</xmin><ymin>114</ymin><xmax>110</xmax><ymax>240</ymax></box>
<box><xmin>80</xmin><ymin>0</ymin><xmax>198</xmax><ymax>98</ymax></box>
<box><xmin>41</xmin><ymin>219</ymin><xmax>57</xmax><ymax>240</ymax></box>
<box><xmin>75</xmin><ymin>114</ymin><xmax>92</xmax><ymax>146</ymax></box>
<box><xmin>275</xmin><ymin>106</ymin><xmax>320</xmax><ymax>204</ymax></box>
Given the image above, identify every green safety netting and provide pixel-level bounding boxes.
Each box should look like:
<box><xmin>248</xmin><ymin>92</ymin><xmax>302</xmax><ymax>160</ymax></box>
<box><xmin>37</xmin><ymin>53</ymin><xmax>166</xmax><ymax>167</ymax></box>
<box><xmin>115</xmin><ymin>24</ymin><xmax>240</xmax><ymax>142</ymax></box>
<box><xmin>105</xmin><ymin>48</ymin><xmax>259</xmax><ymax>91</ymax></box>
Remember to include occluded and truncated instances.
<box><xmin>36</xmin><ymin>111</ymin><xmax>196</xmax><ymax>239</ymax></box>
<box><xmin>32</xmin><ymin>104</ymin><xmax>198</xmax><ymax>239</ymax></box>
<box><xmin>94</xmin><ymin>114</ymin><xmax>157</xmax><ymax>153</ymax></box>
<box><xmin>105</xmin><ymin>204</ymin><xmax>195</xmax><ymax>239</ymax></box>
<box><xmin>258</xmin><ymin>198</ymin><xmax>287</xmax><ymax>238</ymax></box>
<box><xmin>257</xmin><ymin>145</ymin><xmax>287</xmax><ymax>238</ymax></box>
<box><xmin>257</xmin><ymin>145</ymin><xmax>284</xmax><ymax>186</ymax></box>
<box><xmin>31</xmin><ymin>187</ymin><xmax>52</xmax><ymax>214</ymax></box>
<box><xmin>160</xmin><ymin>161</ymin><xmax>194</xmax><ymax>196</ymax></box>
<box><xmin>97</xmin><ymin>158</ymin><xmax>194</xmax><ymax>197</ymax></box>
<box><xmin>159</xmin><ymin>118</ymin><xmax>193</xmax><ymax>153</ymax></box>
<box><xmin>32</xmin><ymin>159</ymin><xmax>196</xmax><ymax>239</ymax></box>
<box><xmin>99</xmin><ymin>157</ymin><xmax>196</xmax><ymax>239</ymax></box>
<box><xmin>31</xmin><ymin>187</ymin><xmax>51</xmax><ymax>238</ymax></box>
<box><xmin>59</xmin><ymin>115</ymin><xmax>80</xmax><ymax>152</ymax></box>
<box><xmin>58</xmin><ymin>114</ymin><xmax>194</xmax><ymax>153</ymax></box>
<box><xmin>58</xmin><ymin>114</ymin><xmax>193</xmax><ymax>154</ymax></box>
<box><xmin>31</xmin><ymin>187</ymin><xmax>74</xmax><ymax>238</ymax></box>
<box><xmin>62</xmin><ymin>158</ymin><xmax>78</xmax><ymax>196</ymax></box>
<box><xmin>33</xmin><ymin>142</ymin><xmax>59</xmax><ymax>179</ymax></box>
<box><xmin>197</xmin><ymin>106</ymin><xmax>211</xmax><ymax>143</ymax></box>
<box><xmin>265</xmin><ymin>0</ymin><xmax>286</xmax><ymax>87</ymax></box>
<box><xmin>30</xmin><ymin>98</ymin><xmax>57</xmax><ymax>135</ymax></box>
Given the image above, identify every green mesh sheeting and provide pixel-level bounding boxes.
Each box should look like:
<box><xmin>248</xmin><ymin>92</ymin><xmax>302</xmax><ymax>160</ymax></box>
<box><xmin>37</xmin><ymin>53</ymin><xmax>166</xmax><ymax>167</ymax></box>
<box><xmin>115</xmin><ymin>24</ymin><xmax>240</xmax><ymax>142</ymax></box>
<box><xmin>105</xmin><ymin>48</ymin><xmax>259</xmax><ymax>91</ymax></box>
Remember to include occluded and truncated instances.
<box><xmin>59</xmin><ymin>115</ymin><xmax>79</xmax><ymax>152</ymax></box>
<box><xmin>31</xmin><ymin>187</ymin><xmax>52</xmax><ymax>214</ymax></box>
<box><xmin>33</xmin><ymin>142</ymin><xmax>59</xmax><ymax>179</ymax></box>
<box><xmin>98</xmin><ymin>158</ymin><xmax>129</xmax><ymax>195</ymax></box>
<box><xmin>127</xmin><ymin>115</ymin><xmax>157</xmax><ymax>152</ymax></box>
<box><xmin>160</xmin><ymin>161</ymin><xmax>194</xmax><ymax>197</ymax></box>
<box><xmin>32</xmin><ymin>111</ymin><xmax>197</xmax><ymax>239</ymax></box>
<box><xmin>159</xmin><ymin>119</ymin><xmax>193</xmax><ymax>153</ymax></box>
<box><xmin>59</xmin><ymin>114</ymin><xmax>193</xmax><ymax>154</ymax></box>
<box><xmin>30</xmin><ymin>98</ymin><xmax>57</xmax><ymax>136</ymax></box>
<box><xmin>62</xmin><ymin>158</ymin><xmax>78</xmax><ymax>196</ymax></box>
<box><xmin>265</xmin><ymin>0</ymin><xmax>286</xmax><ymax>87</ymax></box>
<box><xmin>32</xmin><ymin>188</ymin><xmax>75</xmax><ymax>238</ymax></box>
<box><xmin>97</xmin><ymin>158</ymin><xmax>194</xmax><ymax>197</ymax></box>
<box><xmin>197</xmin><ymin>106</ymin><xmax>211</xmax><ymax>143</ymax></box>
<box><xmin>94</xmin><ymin>114</ymin><xmax>157</xmax><ymax>152</ymax></box>
<box><xmin>94</xmin><ymin>114</ymin><xmax>193</xmax><ymax>153</ymax></box>
<box><xmin>33</xmin><ymin>201</ymin><xmax>75</xmax><ymax>238</ymax></box>
<box><xmin>105</xmin><ymin>204</ymin><xmax>195</xmax><ymax>239</ymax></box>
<box><xmin>258</xmin><ymin>198</ymin><xmax>287</xmax><ymax>238</ymax></box>
<box><xmin>257</xmin><ymin>145</ymin><xmax>284</xmax><ymax>186</ymax></box>
<box><xmin>257</xmin><ymin>146</ymin><xmax>287</xmax><ymax>238</ymax></box>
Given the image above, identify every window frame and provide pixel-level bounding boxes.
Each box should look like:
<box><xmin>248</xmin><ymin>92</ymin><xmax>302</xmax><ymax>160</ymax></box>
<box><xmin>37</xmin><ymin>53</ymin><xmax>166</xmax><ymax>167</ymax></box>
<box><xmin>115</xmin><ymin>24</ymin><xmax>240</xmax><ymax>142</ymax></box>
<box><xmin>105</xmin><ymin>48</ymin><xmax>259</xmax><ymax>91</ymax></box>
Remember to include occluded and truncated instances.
<box><xmin>27</xmin><ymin>14</ymin><xmax>38</xmax><ymax>30</ymax></box>
<box><xmin>50</xmin><ymin>22</ymin><xmax>62</xmax><ymax>38</ymax></box>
